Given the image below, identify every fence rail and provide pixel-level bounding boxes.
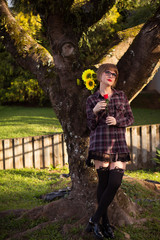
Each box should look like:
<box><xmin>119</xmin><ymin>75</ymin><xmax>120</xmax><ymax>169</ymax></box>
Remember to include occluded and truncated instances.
<box><xmin>126</xmin><ymin>124</ymin><xmax>160</xmax><ymax>169</ymax></box>
<box><xmin>0</xmin><ymin>124</ymin><xmax>160</xmax><ymax>170</ymax></box>
<box><xmin>0</xmin><ymin>133</ymin><xmax>68</xmax><ymax>170</ymax></box>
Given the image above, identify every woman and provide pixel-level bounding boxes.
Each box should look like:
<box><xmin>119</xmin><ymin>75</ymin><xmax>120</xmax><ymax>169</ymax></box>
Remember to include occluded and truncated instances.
<box><xmin>85</xmin><ymin>63</ymin><xmax>134</xmax><ymax>239</ymax></box>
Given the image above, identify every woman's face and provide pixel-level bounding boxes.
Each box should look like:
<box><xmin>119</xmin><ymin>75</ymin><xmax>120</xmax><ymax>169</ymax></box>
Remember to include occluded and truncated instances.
<box><xmin>100</xmin><ymin>70</ymin><xmax>117</xmax><ymax>87</ymax></box>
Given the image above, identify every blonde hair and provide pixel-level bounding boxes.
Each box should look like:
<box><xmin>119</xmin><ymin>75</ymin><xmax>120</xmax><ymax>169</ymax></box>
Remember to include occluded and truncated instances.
<box><xmin>97</xmin><ymin>63</ymin><xmax>119</xmax><ymax>87</ymax></box>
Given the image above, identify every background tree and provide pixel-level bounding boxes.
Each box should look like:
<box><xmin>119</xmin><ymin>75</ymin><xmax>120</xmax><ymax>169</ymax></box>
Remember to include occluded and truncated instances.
<box><xmin>0</xmin><ymin>0</ymin><xmax>160</xmax><ymax>235</ymax></box>
<box><xmin>0</xmin><ymin>11</ymin><xmax>49</xmax><ymax>105</ymax></box>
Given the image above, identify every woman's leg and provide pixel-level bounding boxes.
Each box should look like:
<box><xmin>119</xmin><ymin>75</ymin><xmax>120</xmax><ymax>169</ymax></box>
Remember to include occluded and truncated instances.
<box><xmin>86</xmin><ymin>161</ymin><xmax>110</xmax><ymax>239</ymax></box>
<box><xmin>97</xmin><ymin>167</ymin><xmax>110</xmax><ymax>201</ymax></box>
<box><xmin>91</xmin><ymin>161</ymin><xmax>125</xmax><ymax>224</ymax></box>
<box><xmin>91</xmin><ymin>164</ymin><xmax>124</xmax><ymax>239</ymax></box>
<box><xmin>86</xmin><ymin>160</ymin><xmax>126</xmax><ymax>239</ymax></box>
<box><xmin>97</xmin><ymin>167</ymin><xmax>110</xmax><ymax>224</ymax></box>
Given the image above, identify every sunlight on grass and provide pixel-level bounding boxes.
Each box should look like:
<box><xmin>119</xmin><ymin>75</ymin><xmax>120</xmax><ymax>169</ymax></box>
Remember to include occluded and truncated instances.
<box><xmin>125</xmin><ymin>169</ymin><xmax>160</xmax><ymax>182</ymax></box>
<box><xmin>0</xmin><ymin>106</ymin><xmax>62</xmax><ymax>139</ymax></box>
<box><xmin>0</xmin><ymin>167</ymin><xmax>70</xmax><ymax>211</ymax></box>
<box><xmin>0</xmin><ymin>106</ymin><xmax>159</xmax><ymax>139</ymax></box>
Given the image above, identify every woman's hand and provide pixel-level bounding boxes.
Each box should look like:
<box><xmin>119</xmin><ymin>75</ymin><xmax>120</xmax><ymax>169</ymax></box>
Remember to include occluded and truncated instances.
<box><xmin>106</xmin><ymin>116</ymin><xmax>117</xmax><ymax>125</ymax></box>
<box><xmin>93</xmin><ymin>101</ymin><xmax>107</xmax><ymax>115</ymax></box>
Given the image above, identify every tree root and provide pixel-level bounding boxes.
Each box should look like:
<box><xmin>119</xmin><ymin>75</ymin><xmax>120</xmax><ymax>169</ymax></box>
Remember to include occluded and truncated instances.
<box><xmin>1</xmin><ymin>176</ymin><xmax>160</xmax><ymax>239</ymax></box>
<box><xmin>0</xmin><ymin>209</ymin><xmax>26</xmax><ymax>219</ymax></box>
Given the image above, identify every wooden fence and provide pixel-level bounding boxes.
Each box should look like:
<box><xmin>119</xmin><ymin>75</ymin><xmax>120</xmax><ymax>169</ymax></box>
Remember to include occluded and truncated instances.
<box><xmin>126</xmin><ymin>124</ymin><xmax>160</xmax><ymax>169</ymax></box>
<box><xmin>0</xmin><ymin>133</ymin><xmax>68</xmax><ymax>170</ymax></box>
<box><xmin>0</xmin><ymin>124</ymin><xmax>160</xmax><ymax>170</ymax></box>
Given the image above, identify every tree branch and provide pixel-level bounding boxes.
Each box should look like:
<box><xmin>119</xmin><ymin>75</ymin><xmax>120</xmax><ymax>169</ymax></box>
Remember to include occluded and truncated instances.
<box><xmin>72</xmin><ymin>0</ymin><xmax>116</xmax><ymax>31</ymax></box>
<box><xmin>116</xmin><ymin>6</ymin><xmax>160</xmax><ymax>101</ymax></box>
<box><xmin>0</xmin><ymin>0</ymin><xmax>55</xmax><ymax>91</ymax></box>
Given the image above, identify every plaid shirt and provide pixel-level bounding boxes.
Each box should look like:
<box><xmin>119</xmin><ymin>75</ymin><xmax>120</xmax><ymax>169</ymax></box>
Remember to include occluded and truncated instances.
<box><xmin>86</xmin><ymin>89</ymin><xmax>134</xmax><ymax>154</ymax></box>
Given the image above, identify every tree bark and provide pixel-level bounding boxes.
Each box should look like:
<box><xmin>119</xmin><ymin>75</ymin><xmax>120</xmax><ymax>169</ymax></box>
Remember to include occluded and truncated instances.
<box><xmin>117</xmin><ymin>6</ymin><xmax>160</xmax><ymax>101</ymax></box>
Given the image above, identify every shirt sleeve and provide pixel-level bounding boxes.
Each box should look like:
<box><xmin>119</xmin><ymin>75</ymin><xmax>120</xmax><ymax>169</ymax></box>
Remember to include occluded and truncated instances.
<box><xmin>86</xmin><ymin>96</ymin><xmax>98</xmax><ymax>131</ymax></box>
<box><xmin>116</xmin><ymin>92</ymin><xmax>134</xmax><ymax>128</ymax></box>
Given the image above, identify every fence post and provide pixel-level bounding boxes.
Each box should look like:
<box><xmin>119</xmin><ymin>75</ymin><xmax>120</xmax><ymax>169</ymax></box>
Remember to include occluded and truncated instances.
<box><xmin>0</xmin><ymin>125</ymin><xmax>159</xmax><ymax>170</ymax></box>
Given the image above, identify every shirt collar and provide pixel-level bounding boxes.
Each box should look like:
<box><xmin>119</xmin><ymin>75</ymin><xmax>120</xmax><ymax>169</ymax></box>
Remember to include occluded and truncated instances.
<box><xmin>96</xmin><ymin>88</ymin><xmax>119</xmax><ymax>98</ymax></box>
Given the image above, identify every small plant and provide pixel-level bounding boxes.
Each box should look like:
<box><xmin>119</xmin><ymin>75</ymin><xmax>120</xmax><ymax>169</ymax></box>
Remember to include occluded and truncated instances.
<box><xmin>48</xmin><ymin>164</ymin><xmax>55</xmax><ymax>171</ymax></box>
<box><xmin>152</xmin><ymin>148</ymin><xmax>160</xmax><ymax>165</ymax></box>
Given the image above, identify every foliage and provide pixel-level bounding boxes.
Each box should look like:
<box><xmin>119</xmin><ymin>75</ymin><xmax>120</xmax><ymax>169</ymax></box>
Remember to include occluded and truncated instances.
<box><xmin>77</xmin><ymin>0</ymin><xmax>160</xmax><ymax>64</ymax></box>
<box><xmin>15</xmin><ymin>10</ymin><xmax>49</xmax><ymax>49</ymax></box>
<box><xmin>15</xmin><ymin>11</ymin><xmax>41</xmax><ymax>40</ymax></box>
<box><xmin>152</xmin><ymin>148</ymin><xmax>160</xmax><ymax>165</ymax></box>
<box><xmin>116</xmin><ymin>0</ymin><xmax>160</xmax><ymax>22</ymax></box>
<box><xmin>0</xmin><ymin>11</ymin><xmax>49</xmax><ymax>106</ymax></box>
<box><xmin>0</xmin><ymin>77</ymin><xmax>47</xmax><ymax>105</ymax></box>
<box><xmin>120</xmin><ymin>5</ymin><xmax>157</xmax><ymax>29</ymax></box>
<box><xmin>78</xmin><ymin>5</ymin><xmax>122</xmax><ymax>64</ymax></box>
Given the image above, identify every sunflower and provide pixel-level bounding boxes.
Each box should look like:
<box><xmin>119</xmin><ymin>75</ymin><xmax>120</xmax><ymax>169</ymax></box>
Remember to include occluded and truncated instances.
<box><xmin>82</xmin><ymin>69</ymin><xmax>96</xmax><ymax>82</ymax></box>
<box><xmin>85</xmin><ymin>78</ymin><xmax>96</xmax><ymax>90</ymax></box>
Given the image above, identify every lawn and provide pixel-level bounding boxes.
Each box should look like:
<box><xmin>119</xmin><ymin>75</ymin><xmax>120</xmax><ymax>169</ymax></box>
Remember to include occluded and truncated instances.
<box><xmin>132</xmin><ymin>108</ymin><xmax>160</xmax><ymax>126</ymax></box>
<box><xmin>0</xmin><ymin>166</ymin><xmax>70</xmax><ymax>211</ymax></box>
<box><xmin>0</xmin><ymin>105</ymin><xmax>159</xmax><ymax>139</ymax></box>
<box><xmin>0</xmin><ymin>168</ymin><xmax>160</xmax><ymax>240</ymax></box>
<box><xmin>0</xmin><ymin>106</ymin><xmax>62</xmax><ymax>139</ymax></box>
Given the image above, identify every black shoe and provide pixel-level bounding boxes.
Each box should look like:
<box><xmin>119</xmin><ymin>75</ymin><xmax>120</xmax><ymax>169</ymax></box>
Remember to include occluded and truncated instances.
<box><xmin>86</xmin><ymin>218</ymin><xmax>104</xmax><ymax>239</ymax></box>
<box><xmin>101</xmin><ymin>223</ymin><xmax>115</xmax><ymax>239</ymax></box>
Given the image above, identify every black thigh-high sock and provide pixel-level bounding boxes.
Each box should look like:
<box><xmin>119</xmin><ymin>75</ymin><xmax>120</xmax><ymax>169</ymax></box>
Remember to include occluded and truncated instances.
<box><xmin>97</xmin><ymin>167</ymin><xmax>109</xmax><ymax>202</ymax></box>
<box><xmin>92</xmin><ymin>168</ymin><xmax>124</xmax><ymax>224</ymax></box>
<box><xmin>96</xmin><ymin>167</ymin><xmax>110</xmax><ymax>223</ymax></box>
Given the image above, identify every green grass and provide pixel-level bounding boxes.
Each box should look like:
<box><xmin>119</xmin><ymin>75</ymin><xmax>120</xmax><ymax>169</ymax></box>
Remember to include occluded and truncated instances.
<box><xmin>0</xmin><ymin>168</ymin><xmax>160</xmax><ymax>240</ymax></box>
<box><xmin>120</xmin><ymin>177</ymin><xmax>160</xmax><ymax>239</ymax></box>
<box><xmin>119</xmin><ymin>218</ymin><xmax>160</xmax><ymax>240</ymax></box>
<box><xmin>125</xmin><ymin>169</ymin><xmax>160</xmax><ymax>182</ymax></box>
<box><xmin>0</xmin><ymin>106</ymin><xmax>159</xmax><ymax>139</ymax></box>
<box><xmin>0</xmin><ymin>106</ymin><xmax>62</xmax><ymax>139</ymax></box>
<box><xmin>0</xmin><ymin>166</ymin><xmax>70</xmax><ymax>211</ymax></box>
<box><xmin>132</xmin><ymin>108</ymin><xmax>160</xmax><ymax>126</ymax></box>
<box><xmin>124</xmin><ymin>169</ymin><xmax>160</xmax><ymax>219</ymax></box>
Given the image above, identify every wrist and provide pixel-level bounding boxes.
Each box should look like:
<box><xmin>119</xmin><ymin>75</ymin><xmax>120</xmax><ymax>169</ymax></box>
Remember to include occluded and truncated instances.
<box><xmin>93</xmin><ymin>110</ymin><xmax>98</xmax><ymax>116</ymax></box>
<box><xmin>93</xmin><ymin>108</ymin><xmax>97</xmax><ymax>115</ymax></box>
